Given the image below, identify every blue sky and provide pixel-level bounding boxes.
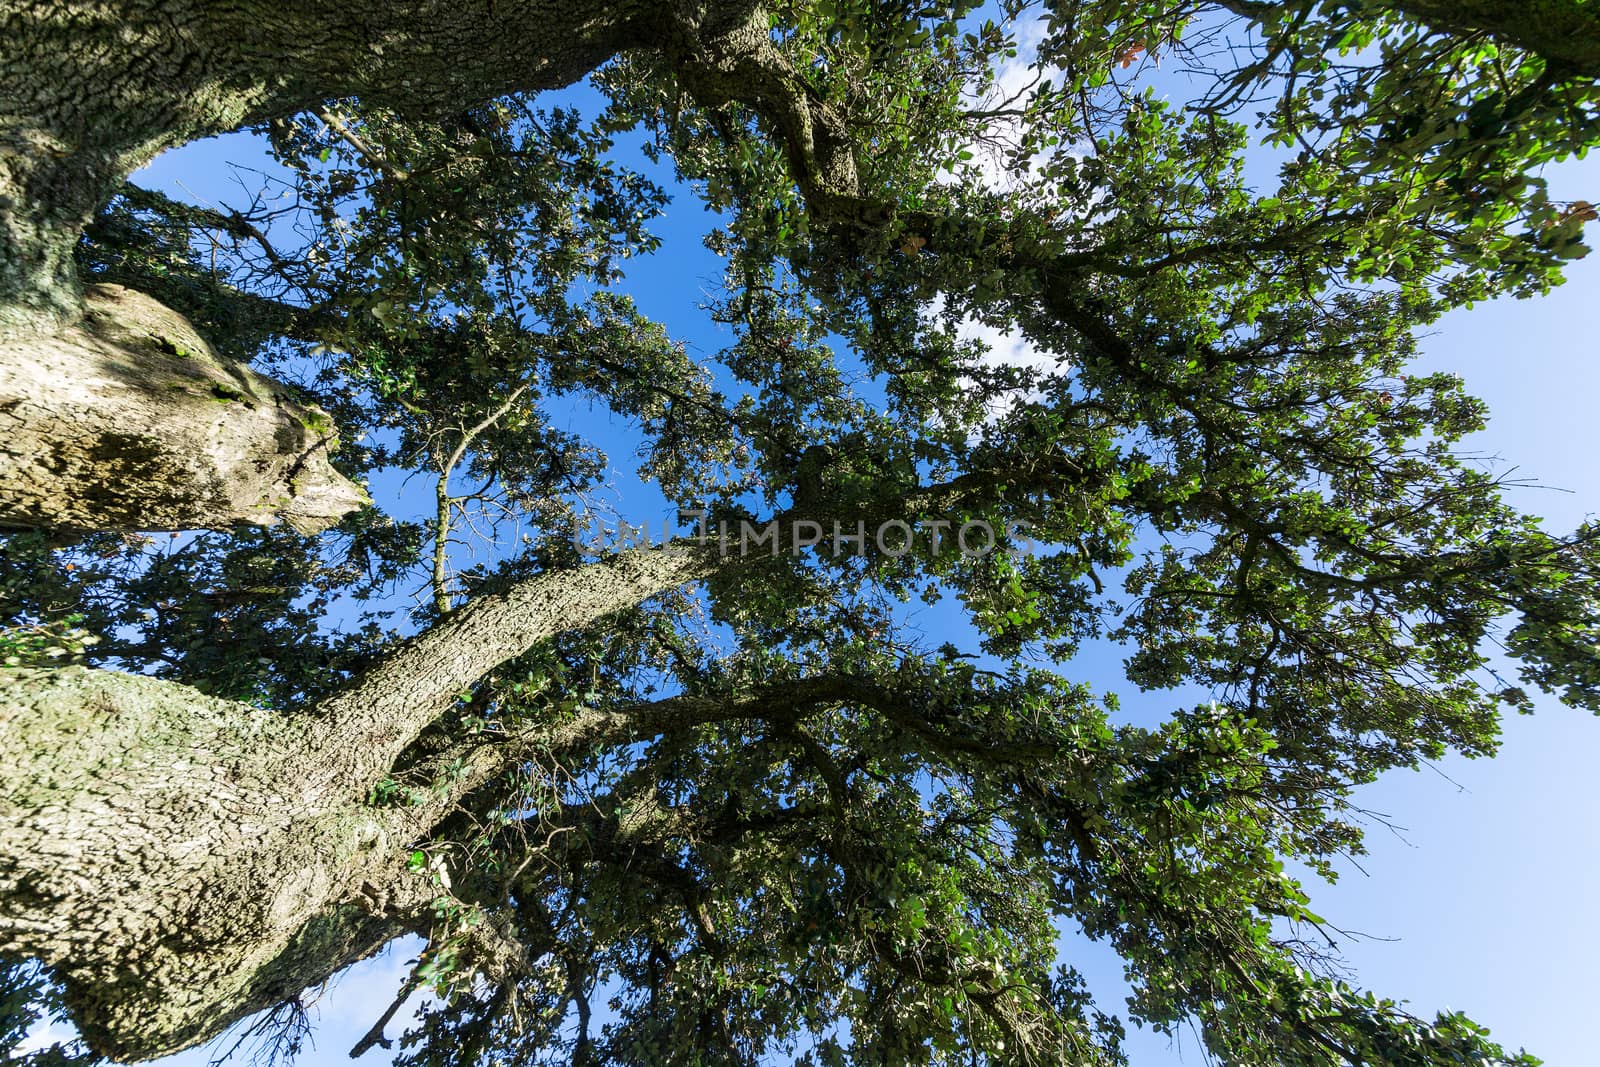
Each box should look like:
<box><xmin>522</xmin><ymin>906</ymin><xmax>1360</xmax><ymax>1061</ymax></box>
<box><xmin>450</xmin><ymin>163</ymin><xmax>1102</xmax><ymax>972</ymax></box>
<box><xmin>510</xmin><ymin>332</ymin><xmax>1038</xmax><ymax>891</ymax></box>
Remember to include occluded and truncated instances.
<box><xmin>1286</xmin><ymin>152</ymin><xmax>1600</xmax><ymax>1066</ymax></box>
<box><xmin>22</xmin><ymin>57</ymin><xmax>1600</xmax><ymax>1067</ymax></box>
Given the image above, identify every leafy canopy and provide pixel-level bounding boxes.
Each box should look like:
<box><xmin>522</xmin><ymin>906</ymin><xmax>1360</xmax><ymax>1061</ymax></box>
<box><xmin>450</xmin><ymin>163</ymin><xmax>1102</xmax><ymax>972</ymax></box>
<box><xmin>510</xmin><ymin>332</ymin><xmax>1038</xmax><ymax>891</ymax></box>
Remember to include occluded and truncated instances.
<box><xmin>6</xmin><ymin>1</ymin><xmax>1600</xmax><ymax>1064</ymax></box>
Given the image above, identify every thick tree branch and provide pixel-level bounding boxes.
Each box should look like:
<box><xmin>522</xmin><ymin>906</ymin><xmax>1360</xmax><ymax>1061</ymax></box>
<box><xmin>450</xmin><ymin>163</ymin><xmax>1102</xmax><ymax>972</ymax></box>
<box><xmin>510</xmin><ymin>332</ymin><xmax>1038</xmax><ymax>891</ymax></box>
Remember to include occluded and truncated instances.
<box><xmin>0</xmin><ymin>283</ymin><xmax>366</xmax><ymax>533</ymax></box>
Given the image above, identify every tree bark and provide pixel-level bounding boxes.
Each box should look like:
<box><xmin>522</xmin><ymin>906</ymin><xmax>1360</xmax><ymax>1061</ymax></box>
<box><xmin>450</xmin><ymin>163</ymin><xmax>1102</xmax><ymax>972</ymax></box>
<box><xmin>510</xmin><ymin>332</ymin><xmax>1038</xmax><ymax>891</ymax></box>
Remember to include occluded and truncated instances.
<box><xmin>0</xmin><ymin>284</ymin><xmax>367</xmax><ymax>534</ymax></box>
<box><xmin>0</xmin><ymin>665</ymin><xmax>425</xmax><ymax>1060</ymax></box>
<box><xmin>0</xmin><ymin>541</ymin><xmax>720</xmax><ymax>1060</ymax></box>
<box><xmin>0</xmin><ymin>0</ymin><xmax>626</xmax><ymax>330</ymax></box>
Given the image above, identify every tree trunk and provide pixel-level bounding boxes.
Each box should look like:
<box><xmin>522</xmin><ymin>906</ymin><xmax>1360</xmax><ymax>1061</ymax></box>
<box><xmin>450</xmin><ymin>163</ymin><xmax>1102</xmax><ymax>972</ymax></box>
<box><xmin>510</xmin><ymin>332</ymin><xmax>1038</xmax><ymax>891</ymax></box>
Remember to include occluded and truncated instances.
<box><xmin>0</xmin><ymin>540</ymin><xmax>718</xmax><ymax>1060</ymax></box>
<box><xmin>0</xmin><ymin>666</ymin><xmax>423</xmax><ymax>1060</ymax></box>
<box><xmin>0</xmin><ymin>0</ymin><xmax>681</xmax><ymax>329</ymax></box>
<box><xmin>0</xmin><ymin>0</ymin><xmax>769</xmax><ymax>330</ymax></box>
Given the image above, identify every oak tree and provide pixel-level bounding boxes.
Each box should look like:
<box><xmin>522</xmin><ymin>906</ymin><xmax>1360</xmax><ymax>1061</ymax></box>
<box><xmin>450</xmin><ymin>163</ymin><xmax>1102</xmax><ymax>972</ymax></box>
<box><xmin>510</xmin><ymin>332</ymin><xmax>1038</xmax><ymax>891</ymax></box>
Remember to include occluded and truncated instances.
<box><xmin>3</xmin><ymin>2</ymin><xmax>1599</xmax><ymax>1065</ymax></box>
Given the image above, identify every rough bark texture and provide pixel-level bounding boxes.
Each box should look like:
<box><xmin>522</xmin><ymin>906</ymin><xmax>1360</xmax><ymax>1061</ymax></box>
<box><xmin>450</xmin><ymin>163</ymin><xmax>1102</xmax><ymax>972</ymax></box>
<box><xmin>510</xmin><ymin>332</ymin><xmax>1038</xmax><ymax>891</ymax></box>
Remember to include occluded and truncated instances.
<box><xmin>0</xmin><ymin>283</ymin><xmax>367</xmax><ymax>533</ymax></box>
<box><xmin>0</xmin><ymin>666</ymin><xmax>424</xmax><ymax>1059</ymax></box>
<box><xmin>307</xmin><ymin>542</ymin><xmax>723</xmax><ymax>790</ymax></box>
<box><xmin>0</xmin><ymin>541</ymin><xmax>720</xmax><ymax>1060</ymax></box>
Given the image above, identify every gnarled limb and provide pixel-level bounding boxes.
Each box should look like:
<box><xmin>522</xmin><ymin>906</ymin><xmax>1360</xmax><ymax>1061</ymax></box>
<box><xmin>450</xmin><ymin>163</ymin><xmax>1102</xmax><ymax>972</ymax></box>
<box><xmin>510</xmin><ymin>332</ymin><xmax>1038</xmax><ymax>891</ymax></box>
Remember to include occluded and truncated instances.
<box><xmin>0</xmin><ymin>534</ymin><xmax>719</xmax><ymax>1059</ymax></box>
<box><xmin>0</xmin><ymin>284</ymin><xmax>367</xmax><ymax>534</ymax></box>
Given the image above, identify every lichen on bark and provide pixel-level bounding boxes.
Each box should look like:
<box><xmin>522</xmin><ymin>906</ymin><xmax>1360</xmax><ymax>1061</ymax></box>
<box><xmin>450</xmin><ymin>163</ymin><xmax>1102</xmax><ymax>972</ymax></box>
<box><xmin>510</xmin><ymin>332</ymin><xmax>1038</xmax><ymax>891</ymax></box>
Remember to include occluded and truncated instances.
<box><xmin>0</xmin><ymin>284</ymin><xmax>367</xmax><ymax>534</ymax></box>
<box><xmin>0</xmin><ymin>536</ymin><xmax>721</xmax><ymax>1059</ymax></box>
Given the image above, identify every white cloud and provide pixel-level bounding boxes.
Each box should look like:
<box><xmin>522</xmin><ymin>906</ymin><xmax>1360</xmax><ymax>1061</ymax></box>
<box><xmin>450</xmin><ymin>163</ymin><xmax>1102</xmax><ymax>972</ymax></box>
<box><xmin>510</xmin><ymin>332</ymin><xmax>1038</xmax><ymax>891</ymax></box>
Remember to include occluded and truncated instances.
<box><xmin>955</xmin><ymin>16</ymin><xmax>1059</xmax><ymax>193</ymax></box>
<box><xmin>957</xmin><ymin>314</ymin><xmax>1062</xmax><ymax>422</ymax></box>
<box><xmin>923</xmin><ymin>295</ymin><xmax>1064</xmax><ymax>427</ymax></box>
<box><xmin>15</xmin><ymin>1016</ymin><xmax>77</xmax><ymax>1057</ymax></box>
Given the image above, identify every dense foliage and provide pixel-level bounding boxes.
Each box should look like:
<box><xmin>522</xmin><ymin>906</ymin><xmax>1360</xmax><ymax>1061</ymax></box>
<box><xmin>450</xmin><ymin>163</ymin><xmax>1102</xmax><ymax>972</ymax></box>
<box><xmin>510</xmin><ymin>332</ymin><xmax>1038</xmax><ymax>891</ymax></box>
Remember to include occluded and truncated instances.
<box><xmin>5</xmin><ymin>1</ymin><xmax>1600</xmax><ymax>1064</ymax></box>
